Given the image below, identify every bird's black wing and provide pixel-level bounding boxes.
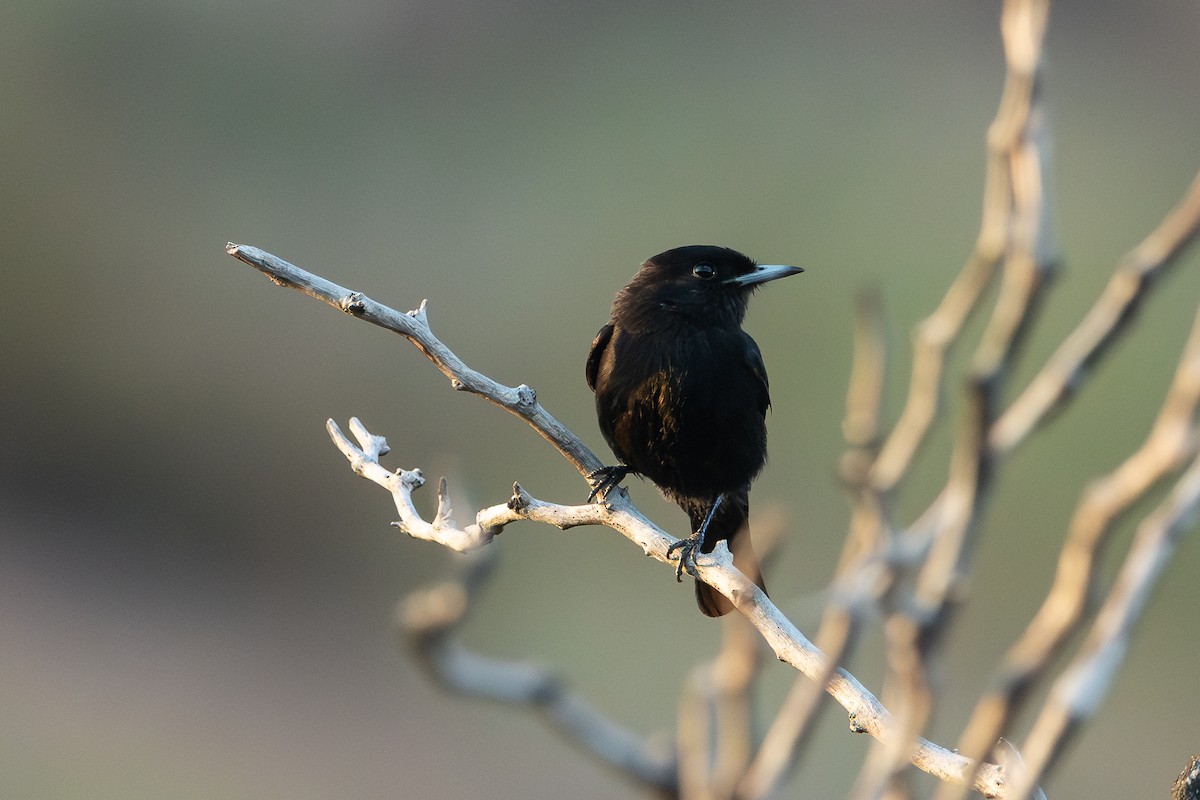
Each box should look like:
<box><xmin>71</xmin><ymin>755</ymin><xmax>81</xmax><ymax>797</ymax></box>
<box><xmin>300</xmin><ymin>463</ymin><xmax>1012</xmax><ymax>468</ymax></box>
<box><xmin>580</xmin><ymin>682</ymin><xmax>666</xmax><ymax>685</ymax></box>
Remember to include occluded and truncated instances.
<box><xmin>741</xmin><ymin>333</ymin><xmax>772</xmax><ymax>415</ymax></box>
<box><xmin>585</xmin><ymin>323</ymin><xmax>614</xmax><ymax>392</ymax></box>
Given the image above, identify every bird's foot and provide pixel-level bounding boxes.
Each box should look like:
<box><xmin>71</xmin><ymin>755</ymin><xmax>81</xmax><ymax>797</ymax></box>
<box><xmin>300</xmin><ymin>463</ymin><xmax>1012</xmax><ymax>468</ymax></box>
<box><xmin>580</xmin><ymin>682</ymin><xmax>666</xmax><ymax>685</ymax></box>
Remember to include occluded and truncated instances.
<box><xmin>666</xmin><ymin>533</ymin><xmax>703</xmax><ymax>582</ymax></box>
<box><xmin>586</xmin><ymin>465</ymin><xmax>629</xmax><ymax>502</ymax></box>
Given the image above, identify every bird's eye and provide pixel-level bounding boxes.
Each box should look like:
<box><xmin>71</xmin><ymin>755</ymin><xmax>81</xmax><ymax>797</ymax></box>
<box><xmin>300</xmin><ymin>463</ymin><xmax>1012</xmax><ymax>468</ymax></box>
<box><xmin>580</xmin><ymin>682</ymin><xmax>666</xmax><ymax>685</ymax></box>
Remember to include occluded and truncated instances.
<box><xmin>692</xmin><ymin>263</ymin><xmax>716</xmax><ymax>280</ymax></box>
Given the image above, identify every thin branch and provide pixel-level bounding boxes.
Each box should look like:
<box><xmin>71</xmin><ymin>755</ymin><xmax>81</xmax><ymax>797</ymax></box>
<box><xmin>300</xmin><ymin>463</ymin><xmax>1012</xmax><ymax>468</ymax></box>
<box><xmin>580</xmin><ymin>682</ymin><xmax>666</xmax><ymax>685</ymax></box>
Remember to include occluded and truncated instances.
<box><xmin>732</xmin><ymin>294</ymin><xmax>889</xmax><ymax>800</ymax></box>
<box><xmin>911</xmin><ymin>0</ymin><xmax>1054</xmax><ymax>626</ymax></box>
<box><xmin>749</xmin><ymin>77</ymin><xmax>1051</xmax><ymax>784</ymax></box>
<box><xmin>328</xmin><ymin>416</ymin><xmax>611</xmax><ymax>551</ymax></box>
<box><xmin>867</xmin><ymin>1</ymin><xmax>1055</xmax><ymax>794</ymax></box>
<box><xmin>990</xmin><ymin>167</ymin><xmax>1200</xmax><ymax>453</ymax></box>
<box><xmin>865</xmin><ymin>0</ymin><xmax>1055</xmax><ymax>497</ymax></box>
<box><xmin>326</xmin><ymin>419</ymin><xmax>1015</xmax><ymax>797</ymax></box>
<box><xmin>1006</xmin><ymin>450</ymin><xmax>1200</xmax><ymax>799</ymax></box>
<box><xmin>678</xmin><ymin>615</ymin><xmax>764</xmax><ymax>800</ymax></box>
<box><xmin>227</xmin><ymin>242</ymin><xmax>603</xmax><ymax>478</ymax></box>
<box><xmin>736</xmin><ymin>597</ymin><xmax>861</xmax><ymax>800</ymax></box>
<box><xmin>400</xmin><ymin>546</ymin><xmax>678</xmax><ymax>794</ymax></box>
<box><xmin>944</xmin><ymin>302</ymin><xmax>1200</xmax><ymax>792</ymax></box>
<box><xmin>841</xmin><ymin>290</ymin><xmax>888</xmax><ymax>480</ymax></box>
<box><xmin>839</xmin><ymin>291</ymin><xmax>892</xmax><ymax>572</ymax></box>
<box><xmin>707</xmin><ymin>525</ymin><xmax>781</xmax><ymax>800</ymax></box>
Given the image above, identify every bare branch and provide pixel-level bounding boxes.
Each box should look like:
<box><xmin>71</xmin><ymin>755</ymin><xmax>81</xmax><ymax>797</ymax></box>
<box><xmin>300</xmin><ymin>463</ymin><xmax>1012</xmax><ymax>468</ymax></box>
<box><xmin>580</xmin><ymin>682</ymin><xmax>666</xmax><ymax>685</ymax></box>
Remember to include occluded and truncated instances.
<box><xmin>400</xmin><ymin>547</ymin><xmax>678</xmax><ymax>793</ymax></box>
<box><xmin>912</xmin><ymin>0</ymin><xmax>1054</xmax><ymax>617</ymax></box>
<box><xmin>841</xmin><ymin>291</ymin><xmax>887</xmax><ymax>474</ymax></box>
<box><xmin>328</xmin><ymin>417</ymin><xmax>611</xmax><ymax>550</ymax></box>
<box><xmin>751</xmin><ymin>156</ymin><xmax>1031</xmax><ymax>795</ymax></box>
<box><xmin>991</xmin><ymin>168</ymin><xmax>1200</xmax><ymax>453</ymax></box>
<box><xmin>678</xmin><ymin>616</ymin><xmax>764</xmax><ymax>800</ymax></box>
<box><xmin>866</xmin><ymin>2</ymin><xmax>1056</xmax><ymax>794</ymax></box>
<box><xmin>867</xmin><ymin>0</ymin><xmax>1053</xmax><ymax>497</ymax></box>
<box><xmin>228</xmin><ymin>242</ymin><xmax>603</xmax><ymax>478</ymax></box>
<box><xmin>724</xmin><ymin>295</ymin><xmax>890</xmax><ymax>800</ymax></box>
<box><xmin>701</xmin><ymin>521</ymin><xmax>784</xmax><ymax>800</ymax></box>
<box><xmin>737</xmin><ymin>597</ymin><xmax>862</xmax><ymax>800</ymax></box>
<box><xmin>1006</xmin><ymin>451</ymin><xmax>1200</xmax><ymax>799</ymax></box>
<box><xmin>944</xmin><ymin>303</ymin><xmax>1200</xmax><ymax>789</ymax></box>
<box><xmin>838</xmin><ymin>290</ymin><xmax>891</xmax><ymax>573</ymax></box>
<box><xmin>323</xmin><ymin>409</ymin><xmax>1019</xmax><ymax>797</ymax></box>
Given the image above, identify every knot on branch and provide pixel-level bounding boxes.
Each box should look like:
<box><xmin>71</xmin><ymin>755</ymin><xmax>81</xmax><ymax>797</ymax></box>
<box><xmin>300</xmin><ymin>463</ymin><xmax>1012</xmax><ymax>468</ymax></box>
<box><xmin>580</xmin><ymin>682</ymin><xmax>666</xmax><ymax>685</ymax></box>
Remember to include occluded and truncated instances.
<box><xmin>515</xmin><ymin>383</ymin><xmax>537</xmax><ymax>408</ymax></box>
<box><xmin>339</xmin><ymin>291</ymin><xmax>367</xmax><ymax>316</ymax></box>
<box><xmin>407</xmin><ymin>299</ymin><xmax>430</xmax><ymax>325</ymax></box>
<box><xmin>397</xmin><ymin>468</ymin><xmax>426</xmax><ymax>492</ymax></box>
<box><xmin>508</xmin><ymin>482</ymin><xmax>531</xmax><ymax>511</ymax></box>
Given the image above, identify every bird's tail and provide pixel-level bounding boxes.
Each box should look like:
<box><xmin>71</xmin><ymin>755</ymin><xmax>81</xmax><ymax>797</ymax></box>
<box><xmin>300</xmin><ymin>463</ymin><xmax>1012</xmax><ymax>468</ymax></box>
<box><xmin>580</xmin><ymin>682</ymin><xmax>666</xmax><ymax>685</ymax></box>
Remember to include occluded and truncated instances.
<box><xmin>687</xmin><ymin>490</ymin><xmax>768</xmax><ymax>617</ymax></box>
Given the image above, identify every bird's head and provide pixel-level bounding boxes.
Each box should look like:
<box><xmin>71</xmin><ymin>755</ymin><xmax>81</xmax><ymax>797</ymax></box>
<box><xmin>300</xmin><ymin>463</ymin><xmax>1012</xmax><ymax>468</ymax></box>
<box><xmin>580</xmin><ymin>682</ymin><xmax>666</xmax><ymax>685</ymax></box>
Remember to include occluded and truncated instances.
<box><xmin>613</xmin><ymin>245</ymin><xmax>803</xmax><ymax>330</ymax></box>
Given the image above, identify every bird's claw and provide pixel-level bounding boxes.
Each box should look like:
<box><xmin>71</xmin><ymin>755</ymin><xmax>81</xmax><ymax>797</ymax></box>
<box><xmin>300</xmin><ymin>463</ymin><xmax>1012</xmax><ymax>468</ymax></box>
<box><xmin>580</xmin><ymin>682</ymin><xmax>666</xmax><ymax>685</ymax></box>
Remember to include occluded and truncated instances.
<box><xmin>586</xmin><ymin>465</ymin><xmax>629</xmax><ymax>503</ymax></box>
<box><xmin>666</xmin><ymin>535</ymin><xmax>702</xmax><ymax>582</ymax></box>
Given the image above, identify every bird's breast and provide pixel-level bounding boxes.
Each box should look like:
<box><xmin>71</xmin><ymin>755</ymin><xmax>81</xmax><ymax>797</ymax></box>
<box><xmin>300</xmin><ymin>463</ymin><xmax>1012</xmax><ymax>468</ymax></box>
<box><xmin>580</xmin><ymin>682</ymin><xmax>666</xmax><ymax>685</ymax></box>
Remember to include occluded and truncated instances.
<box><xmin>596</xmin><ymin>326</ymin><xmax>767</xmax><ymax>498</ymax></box>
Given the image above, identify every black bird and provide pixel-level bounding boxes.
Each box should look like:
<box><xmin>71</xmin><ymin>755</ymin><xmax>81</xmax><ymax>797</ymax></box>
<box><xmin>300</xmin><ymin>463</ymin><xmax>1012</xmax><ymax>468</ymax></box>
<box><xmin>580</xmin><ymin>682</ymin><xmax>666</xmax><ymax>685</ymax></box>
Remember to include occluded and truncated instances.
<box><xmin>585</xmin><ymin>245</ymin><xmax>803</xmax><ymax>616</ymax></box>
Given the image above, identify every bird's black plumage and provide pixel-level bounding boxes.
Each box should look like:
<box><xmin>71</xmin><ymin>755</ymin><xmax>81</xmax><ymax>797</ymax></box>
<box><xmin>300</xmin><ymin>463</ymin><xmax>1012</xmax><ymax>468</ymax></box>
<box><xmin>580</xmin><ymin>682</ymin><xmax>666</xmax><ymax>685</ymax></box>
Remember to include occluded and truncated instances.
<box><xmin>586</xmin><ymin>245</ymin><xmax>802</xmax><ymax>616</ymax></box>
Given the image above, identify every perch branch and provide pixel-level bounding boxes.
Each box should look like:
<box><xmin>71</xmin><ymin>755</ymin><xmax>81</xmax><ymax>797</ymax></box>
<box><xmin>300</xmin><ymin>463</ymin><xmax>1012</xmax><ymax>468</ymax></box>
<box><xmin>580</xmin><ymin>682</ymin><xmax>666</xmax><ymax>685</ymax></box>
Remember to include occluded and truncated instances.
<box><xmin>737</xmin><ymin>588</ymin><xmax>867</xmax><ymax>800</ymax></box>
<box><xmin>691</xmin><ymin>519</ymin><xmax>783</xmax><ymax>800</ymax></box>
<box><xmin>230</xmin><ymin>244</ymin><xmax>1028</xmax><ymax>797</ymax></box>
<box><xmin>325</xmin><ymin>413</ymin><xmax>1018</xmax><ymax>797</ymax></box>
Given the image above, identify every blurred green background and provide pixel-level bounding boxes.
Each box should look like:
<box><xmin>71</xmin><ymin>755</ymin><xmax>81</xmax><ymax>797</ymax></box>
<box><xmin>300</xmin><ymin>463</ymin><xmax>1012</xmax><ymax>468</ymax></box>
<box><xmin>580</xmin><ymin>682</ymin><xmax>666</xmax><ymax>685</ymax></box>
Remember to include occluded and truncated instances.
<box><xmin>3</xmin><ymin>1</ymin><xmax>1199</xmax><ymax>798</ymax></box>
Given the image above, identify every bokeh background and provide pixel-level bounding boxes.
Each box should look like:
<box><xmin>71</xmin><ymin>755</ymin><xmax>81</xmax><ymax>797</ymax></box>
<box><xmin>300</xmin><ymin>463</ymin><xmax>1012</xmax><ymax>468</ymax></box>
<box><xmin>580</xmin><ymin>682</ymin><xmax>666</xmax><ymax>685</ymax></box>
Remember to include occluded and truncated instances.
<box><xmin>3</xmin><ymin>1</ymin><xmax>1200</xmax><ymax>798</ymax></box>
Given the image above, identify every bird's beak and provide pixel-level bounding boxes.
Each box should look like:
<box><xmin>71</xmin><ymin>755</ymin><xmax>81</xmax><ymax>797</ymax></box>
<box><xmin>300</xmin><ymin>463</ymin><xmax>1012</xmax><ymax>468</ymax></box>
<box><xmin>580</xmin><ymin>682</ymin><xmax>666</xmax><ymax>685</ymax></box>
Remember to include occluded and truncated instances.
<box><xmin>724</xmin><ymin>264</ymin><xmax>805</xmax><ymax>286</ymax></box>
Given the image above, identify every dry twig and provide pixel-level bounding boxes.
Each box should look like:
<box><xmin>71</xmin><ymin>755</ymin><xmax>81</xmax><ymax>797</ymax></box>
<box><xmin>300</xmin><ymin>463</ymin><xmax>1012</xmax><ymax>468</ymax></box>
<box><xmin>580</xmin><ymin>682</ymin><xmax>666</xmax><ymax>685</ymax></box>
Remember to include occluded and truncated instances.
<box><xmin>1008</xmin><ymin>449</ymin><xmax>1200</xmax><ymax>798</ymax></box>
<box><xmin>943</xmin><ymin>302</ymin><xmax>1200</xmax><ymax>797</ymax></box>
<box><xmin>400</xmin><ymin>544</ymin><xmax>678</xmax><ymax>793</ymax></box>
<box><xmin>861</xmin><ymin>2</ymin><xmax>1055</xmax><ymax>795</ymax></box>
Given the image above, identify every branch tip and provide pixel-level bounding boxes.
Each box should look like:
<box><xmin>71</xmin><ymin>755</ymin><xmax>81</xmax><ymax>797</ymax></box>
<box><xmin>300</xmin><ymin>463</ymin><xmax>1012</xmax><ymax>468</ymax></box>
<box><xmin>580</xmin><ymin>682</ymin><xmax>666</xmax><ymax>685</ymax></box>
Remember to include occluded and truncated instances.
<box><xmin>509</xmin><ymin>482</ymin><xmax>530</xmax><ymax>511</ymax></box>
<box><xmin>348</xmin><ymin>416</ymin><xmax>390</xmax><ymax>458</ymax></box>
<box><xmin>408</xmin><ymin>299</ymin><xmax>430</xmax><ymax>324</ymax></box>
<box><xmin>435</xmin><ymin>477</ymin><xmax>455</xmax><ymax>527</ymax></box>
